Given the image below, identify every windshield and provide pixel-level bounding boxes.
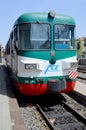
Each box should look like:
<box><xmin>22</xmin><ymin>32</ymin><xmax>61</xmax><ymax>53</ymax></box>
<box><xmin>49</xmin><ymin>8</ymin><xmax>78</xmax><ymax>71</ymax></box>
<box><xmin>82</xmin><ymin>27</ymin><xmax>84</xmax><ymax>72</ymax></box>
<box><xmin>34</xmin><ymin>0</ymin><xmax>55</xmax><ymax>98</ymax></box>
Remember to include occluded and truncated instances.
<box><xmin>19</xmin><ymin>23</ymin><xmax>50</xmax><ymax>50</ymax></box>
<box><xmin>54</xmin><ymin>24</ymin><xmax>75</xmax><ymax>50</ymax></box>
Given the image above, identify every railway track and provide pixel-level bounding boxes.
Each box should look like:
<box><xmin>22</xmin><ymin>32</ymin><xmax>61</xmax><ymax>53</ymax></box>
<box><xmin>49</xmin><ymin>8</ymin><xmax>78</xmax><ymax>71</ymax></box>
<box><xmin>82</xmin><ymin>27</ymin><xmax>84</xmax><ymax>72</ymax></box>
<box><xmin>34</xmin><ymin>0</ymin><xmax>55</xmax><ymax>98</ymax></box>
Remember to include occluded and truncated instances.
<box><xmin>77</xmin><ymin>65</ymin><xmax>86</xmax><ymax>80</ymax></box>
<box><xmin>37</xmin><ymin>96</ymin><xmax>86</xmax><ymax>130</ymax></box>
<box><xmin>17</xmin><ymin>92</ymin><xmax>86</xmax><ymax>130</ymax></box>
<box><xmin>77</xmin><ymin>65</ymin><xmax>86</xmax><ymax>72</ymax></box>
<box><xmin>37</xmin><ymin>100</ymin><xmax>86</xmax><ymax>130</ymax></box>
<box><xmin>66</xmin><ymin>91</ymin><xmax>86</xmax><ymax>106</ymax></box>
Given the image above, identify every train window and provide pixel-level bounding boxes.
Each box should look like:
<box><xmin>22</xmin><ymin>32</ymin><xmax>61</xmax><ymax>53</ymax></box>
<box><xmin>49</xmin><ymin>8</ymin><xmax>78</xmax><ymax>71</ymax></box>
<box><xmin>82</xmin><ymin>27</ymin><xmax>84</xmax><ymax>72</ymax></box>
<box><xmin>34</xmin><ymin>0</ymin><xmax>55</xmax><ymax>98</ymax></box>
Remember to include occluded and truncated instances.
<box><xmin>14</xmin><ymin>28</ymin><xmax>18</xmax><ymax>41</ymax></box>
<box><xmin>14</xmin><ymin>28</ymin><xmax>18</xmax><ymax>50</ymax></box>
<box><xmin>19</xmin><ymin>23</ymin><xmax>50</xmax><ymax>50</ymax></box>
<box><xmin>6</xmin><ymin>41</ymin><xmax>10</xmax><ymax>54</ymax></box>
<box><xmin>54</xmin><ymin>24</ymin><xmax>75</xmax><ymax>50</ymax></box>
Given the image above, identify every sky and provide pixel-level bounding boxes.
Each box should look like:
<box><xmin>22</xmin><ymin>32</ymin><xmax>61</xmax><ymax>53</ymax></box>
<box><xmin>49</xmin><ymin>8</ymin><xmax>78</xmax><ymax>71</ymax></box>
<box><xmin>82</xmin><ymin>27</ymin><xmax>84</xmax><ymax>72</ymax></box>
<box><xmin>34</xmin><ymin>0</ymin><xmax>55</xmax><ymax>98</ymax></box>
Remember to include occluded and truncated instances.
<box><xmin>0</xmin><ymin>0</ymin><xmax>86</xmax><ymax>48</ymax></box>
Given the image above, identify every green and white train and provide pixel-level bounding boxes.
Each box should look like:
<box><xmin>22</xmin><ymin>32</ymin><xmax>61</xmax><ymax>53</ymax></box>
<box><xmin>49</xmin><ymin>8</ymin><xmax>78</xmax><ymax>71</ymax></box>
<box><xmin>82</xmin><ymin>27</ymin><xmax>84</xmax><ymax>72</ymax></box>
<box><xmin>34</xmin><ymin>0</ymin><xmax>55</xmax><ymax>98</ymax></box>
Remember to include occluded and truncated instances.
<box><xmin>5</xmin><ymin>11</ymin><xmax>78</xmax><ymax>96</ymax></box>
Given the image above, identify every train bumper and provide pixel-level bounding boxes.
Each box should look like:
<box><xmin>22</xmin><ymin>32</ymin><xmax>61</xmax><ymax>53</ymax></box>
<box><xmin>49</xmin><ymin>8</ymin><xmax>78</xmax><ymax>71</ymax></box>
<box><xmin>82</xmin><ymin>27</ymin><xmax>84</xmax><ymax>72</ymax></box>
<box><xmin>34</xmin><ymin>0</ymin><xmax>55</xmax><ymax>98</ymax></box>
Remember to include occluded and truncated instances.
<box><xmin>14</xmin><ymin>79</ymin><xmax>76</xmax><ymax>95</ymax></box>
<box><xmin>15</xmin><ymin>83</ymin><xmax>47</xmax><ymax>96</ymax></box>
<box><xmin>60</xmin><ymin>80</ymin><xmax>76</xmax><ymax>93</ymax></box>
<box><xmin>47</xmin><ymin>79</ymin><xmax>66</xmax><ymax>92</ymax></box>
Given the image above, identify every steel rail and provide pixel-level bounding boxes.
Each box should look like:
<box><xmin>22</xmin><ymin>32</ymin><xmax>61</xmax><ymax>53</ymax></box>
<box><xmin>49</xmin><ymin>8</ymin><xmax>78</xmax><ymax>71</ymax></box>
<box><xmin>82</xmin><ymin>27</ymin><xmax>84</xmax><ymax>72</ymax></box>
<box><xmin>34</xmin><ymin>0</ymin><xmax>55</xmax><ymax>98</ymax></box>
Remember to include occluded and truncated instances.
<box><xmin>67</xmin><ymin>91</ymin><xmax>86</xmax><ymax>106</ymax></box>
<box><xmin>62</xmin><ymin>101</ymin><xmax>86</xmax><ymax>125</ymax></box>
<box><xmin>36</xmin><ymin>104</ymin><xmax>55</xmax><ymax>130</ymax></box>
<box><xmin>37</xmin><ymin>99</ymin><xmax>86</xmax><ymax>130</ymax></box>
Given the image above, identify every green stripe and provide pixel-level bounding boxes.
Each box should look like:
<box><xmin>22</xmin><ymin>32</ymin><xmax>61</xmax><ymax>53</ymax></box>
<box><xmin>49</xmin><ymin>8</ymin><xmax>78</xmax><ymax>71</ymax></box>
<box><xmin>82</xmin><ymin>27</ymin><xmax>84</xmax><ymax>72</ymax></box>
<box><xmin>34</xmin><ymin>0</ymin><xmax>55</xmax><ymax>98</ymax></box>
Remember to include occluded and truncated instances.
<box><xmin>18</xmin><ymin>50</ymin><xmax>76</xmax><ymax>60</ymax></box>
<box><xmin>17</xmin><ymin>76</ymin><xmax>75</xmax><ymax>84</ymax></box>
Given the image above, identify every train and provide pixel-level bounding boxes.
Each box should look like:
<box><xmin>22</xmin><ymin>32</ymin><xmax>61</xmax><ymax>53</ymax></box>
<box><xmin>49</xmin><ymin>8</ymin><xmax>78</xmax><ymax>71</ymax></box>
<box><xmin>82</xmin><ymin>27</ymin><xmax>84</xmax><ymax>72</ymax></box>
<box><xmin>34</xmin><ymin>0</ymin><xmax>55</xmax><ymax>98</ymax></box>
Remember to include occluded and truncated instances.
<box><xmin>5</xmin><ymin>10</ymin><xmax>78</xmax><ymax>96</ymax></box>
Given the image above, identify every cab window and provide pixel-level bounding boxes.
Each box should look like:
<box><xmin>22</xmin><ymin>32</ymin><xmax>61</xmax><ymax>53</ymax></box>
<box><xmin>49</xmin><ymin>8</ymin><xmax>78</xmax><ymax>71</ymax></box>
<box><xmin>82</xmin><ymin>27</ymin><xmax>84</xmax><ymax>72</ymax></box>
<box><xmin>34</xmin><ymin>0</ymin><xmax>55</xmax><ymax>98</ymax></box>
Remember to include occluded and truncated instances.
<box><xmin>19</xmin><ymin>23</ymin><xmax>51</xmax><ymax>50</ymax></box>
<box><xmin>54</xmin><ymin>24</ymin><xmax>75</xmax><ymax>50</ymax></box>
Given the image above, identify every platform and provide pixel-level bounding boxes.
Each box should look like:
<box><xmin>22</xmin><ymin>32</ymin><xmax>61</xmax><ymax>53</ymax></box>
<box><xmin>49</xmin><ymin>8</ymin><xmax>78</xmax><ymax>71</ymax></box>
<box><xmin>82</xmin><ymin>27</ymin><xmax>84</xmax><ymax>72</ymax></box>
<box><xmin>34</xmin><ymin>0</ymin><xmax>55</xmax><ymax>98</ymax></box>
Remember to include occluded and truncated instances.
<box><xmin>75</xmin><ymin>80</ymin><xmax>86</xmax><ymax>96</ymax></box>
<box><xmin>0</xmin><ymin>64</ymin><xmax>26</xmax><ymax>130</ymax></box>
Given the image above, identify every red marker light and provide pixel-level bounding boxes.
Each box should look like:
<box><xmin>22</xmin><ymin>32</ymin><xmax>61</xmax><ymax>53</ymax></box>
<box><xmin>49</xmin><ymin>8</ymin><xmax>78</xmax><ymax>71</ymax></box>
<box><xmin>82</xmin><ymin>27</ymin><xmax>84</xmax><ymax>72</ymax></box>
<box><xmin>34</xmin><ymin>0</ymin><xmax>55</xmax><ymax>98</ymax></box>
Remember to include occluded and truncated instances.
<box><xmin>50</xmin><ymin>51</ymin><xmax>55</xmax><ymax>56</ymax></box>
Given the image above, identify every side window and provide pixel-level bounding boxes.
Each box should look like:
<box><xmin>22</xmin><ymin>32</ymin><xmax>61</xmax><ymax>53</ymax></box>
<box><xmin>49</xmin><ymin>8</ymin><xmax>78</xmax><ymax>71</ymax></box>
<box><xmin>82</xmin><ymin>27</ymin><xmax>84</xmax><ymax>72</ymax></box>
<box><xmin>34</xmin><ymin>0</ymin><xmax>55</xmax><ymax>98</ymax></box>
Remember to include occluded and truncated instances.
<box><xmin>6</xmin><ymin>41</ymin><xmax>10</xmax><ymax>55</ymax></box>
<box><xmin>14</xmin><ymin>28</ymin><xmax>18</xmax><ymax>50</ymax></box>
<box><xmin>11</xmin><ymin>32</ymin><xmax>13</xmax><ymax>53</ymax></box>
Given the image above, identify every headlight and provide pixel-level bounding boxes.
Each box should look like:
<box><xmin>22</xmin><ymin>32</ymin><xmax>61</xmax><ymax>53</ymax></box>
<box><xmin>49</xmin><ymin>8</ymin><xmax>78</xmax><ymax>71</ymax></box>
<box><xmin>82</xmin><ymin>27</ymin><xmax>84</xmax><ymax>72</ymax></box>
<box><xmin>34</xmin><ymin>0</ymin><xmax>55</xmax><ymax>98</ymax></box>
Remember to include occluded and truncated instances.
<box><xmin>70</xmin><ymin>62</ymin><xmax>78</xmax><ymax>68</ymax></box>
<box><xmin>48</xmin><ymin>10</ymin><xmax>55</xmax><ymax>18</ymax></box>
<box><xmin>25</xmin><ymin>64</ymin><xmax>39</xmax><ymax>69</ymax></box>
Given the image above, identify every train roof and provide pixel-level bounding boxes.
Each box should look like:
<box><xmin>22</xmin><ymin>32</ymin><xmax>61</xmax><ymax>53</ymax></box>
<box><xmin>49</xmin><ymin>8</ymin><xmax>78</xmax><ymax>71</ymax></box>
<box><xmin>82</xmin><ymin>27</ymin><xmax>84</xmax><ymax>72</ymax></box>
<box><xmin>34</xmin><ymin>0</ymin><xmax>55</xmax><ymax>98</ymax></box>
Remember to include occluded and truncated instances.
<box><xmin>14</xmin><ymin>11</ymin><xmax>75</xmax><ymax>26</ymax></box>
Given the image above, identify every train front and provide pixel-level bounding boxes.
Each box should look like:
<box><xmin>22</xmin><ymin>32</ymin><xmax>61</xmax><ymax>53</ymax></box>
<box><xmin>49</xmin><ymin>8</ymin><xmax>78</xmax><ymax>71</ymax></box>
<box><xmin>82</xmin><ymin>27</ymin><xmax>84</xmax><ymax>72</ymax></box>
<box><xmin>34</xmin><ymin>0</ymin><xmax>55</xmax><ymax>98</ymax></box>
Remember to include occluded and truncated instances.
<box><xmin>15</xmin><ymin>11</ymin><xmax>78</xmax><ymax>95</ymax></box>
